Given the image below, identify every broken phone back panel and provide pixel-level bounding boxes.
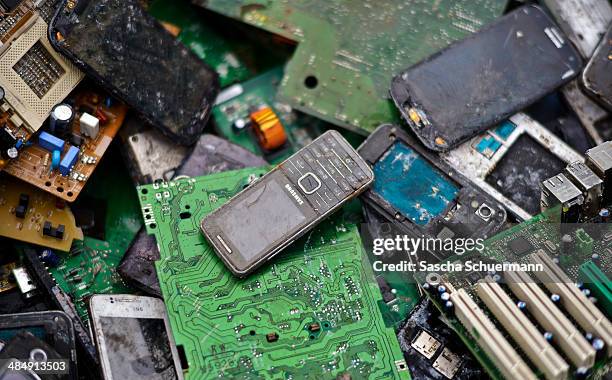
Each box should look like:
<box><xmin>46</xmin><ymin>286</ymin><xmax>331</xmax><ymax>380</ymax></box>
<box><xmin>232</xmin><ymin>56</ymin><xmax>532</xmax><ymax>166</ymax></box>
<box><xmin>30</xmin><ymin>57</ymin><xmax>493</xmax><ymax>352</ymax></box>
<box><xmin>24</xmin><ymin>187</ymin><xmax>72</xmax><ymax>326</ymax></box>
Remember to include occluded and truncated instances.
<box><xmin>442</xmin><ymin>113</ymin><xmax>583</xmax><ymax>221</ymax></box>
<box><xmin>390</xmin><ymin>5</ymin><xmax>582</xmax><ymax>152</ymax></box>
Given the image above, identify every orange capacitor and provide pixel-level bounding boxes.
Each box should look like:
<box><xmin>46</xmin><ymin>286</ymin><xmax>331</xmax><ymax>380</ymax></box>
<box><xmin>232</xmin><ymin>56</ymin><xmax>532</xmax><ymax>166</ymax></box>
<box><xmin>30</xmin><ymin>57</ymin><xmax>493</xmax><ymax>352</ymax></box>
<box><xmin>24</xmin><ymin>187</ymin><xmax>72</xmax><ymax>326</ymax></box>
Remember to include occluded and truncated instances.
<box><xmin>250</xmin><ymin>106</ymin><xmax>287</xmax><ymax>151</ymax></box>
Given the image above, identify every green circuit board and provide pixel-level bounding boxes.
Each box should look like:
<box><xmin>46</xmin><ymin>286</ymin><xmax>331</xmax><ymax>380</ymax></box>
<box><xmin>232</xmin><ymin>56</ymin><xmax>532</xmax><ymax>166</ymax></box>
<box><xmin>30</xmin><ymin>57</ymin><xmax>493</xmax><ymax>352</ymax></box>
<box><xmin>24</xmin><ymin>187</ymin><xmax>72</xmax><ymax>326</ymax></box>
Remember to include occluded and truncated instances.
<box><xmin>138</xmin><ymin>167</ymin><xmax>409</xmax><ymax>379</ymax></box>
<box><xmin>148</xmin><ymin>0</ymin><xmax>284</xmax><ymax>87</ymax></box>
<box><xmin>49</xmin><ymin>146</ymin><xmax>142</xmax><ymax>324</ymax></box>
<box><xmin>197</xmin><ymin>0</ymin><xmax>507</xmax><ymax>134</ymax></box>
<box><xmin>416</xmin><ymin>206</ymin><xmax>612</xmax><ymax>380</ymax></box>
<box><xmin>213</xmin><ymin>66</ymin><xmax>363</xmax><ymax>164</ymax></box>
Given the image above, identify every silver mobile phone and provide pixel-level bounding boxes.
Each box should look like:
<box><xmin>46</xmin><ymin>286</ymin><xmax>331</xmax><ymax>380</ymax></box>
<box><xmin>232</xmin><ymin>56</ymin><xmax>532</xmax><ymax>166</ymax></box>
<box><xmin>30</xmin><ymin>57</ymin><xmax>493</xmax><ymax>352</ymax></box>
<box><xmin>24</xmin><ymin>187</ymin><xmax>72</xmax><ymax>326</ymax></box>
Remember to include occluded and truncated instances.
<box><xmin>201</xmin><ymin>130</ymin><xmax>373</xmax><ymax>277</ymax></box>
<box><xmin>88</xmin><ymin>295</ymin><xmax>183</xmax><ymax>380</ymax></box>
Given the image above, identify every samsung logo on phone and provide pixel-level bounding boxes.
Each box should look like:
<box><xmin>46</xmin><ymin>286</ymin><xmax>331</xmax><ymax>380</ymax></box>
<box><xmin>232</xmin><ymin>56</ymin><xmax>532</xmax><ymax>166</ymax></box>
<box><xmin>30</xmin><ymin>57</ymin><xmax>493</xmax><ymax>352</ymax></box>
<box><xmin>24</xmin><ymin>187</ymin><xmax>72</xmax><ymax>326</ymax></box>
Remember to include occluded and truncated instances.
<box><xmin>285</xmin><ymin>184</ymin><xmax>304</xmax><ymax>205</ymax></box>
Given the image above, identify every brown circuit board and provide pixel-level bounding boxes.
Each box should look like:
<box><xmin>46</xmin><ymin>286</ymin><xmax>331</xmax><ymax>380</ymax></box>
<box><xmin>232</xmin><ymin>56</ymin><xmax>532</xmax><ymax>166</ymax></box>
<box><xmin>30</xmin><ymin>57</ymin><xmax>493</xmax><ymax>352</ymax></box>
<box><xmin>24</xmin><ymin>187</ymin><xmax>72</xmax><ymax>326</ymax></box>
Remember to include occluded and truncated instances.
<box><xmin>3</xmin><ymin>91</ymin><xmax>128</xmax><ymax>201</ymax></box>
<box><xmin>0</xmin><ymin>175</ymin><xmax>83</xmax><ymax>251</ymax></box>
<box><xmin>0</xmin><ymin>0</ymin><xmax>84</xmax><ymax>171</ymax></box>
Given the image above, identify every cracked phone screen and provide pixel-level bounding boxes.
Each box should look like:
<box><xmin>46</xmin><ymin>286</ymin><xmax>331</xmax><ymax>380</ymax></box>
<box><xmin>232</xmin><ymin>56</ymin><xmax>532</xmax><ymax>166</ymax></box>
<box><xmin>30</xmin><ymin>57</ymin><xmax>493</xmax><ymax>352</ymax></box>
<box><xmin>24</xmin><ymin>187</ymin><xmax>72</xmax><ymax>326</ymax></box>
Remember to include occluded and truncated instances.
<box><xmin>100</xmin><ymin>317</ymin><xmax>177</xmax><ymax>380</ymax></box>
<box><xmin>217</xmin><ymin>179</ymin><xmax>307</xmax><ymax>261</ymax></box>
<box><xmin>51</xmin><ymin>0</ymin><xmax>219</xmax><ymax>145</ymax></box>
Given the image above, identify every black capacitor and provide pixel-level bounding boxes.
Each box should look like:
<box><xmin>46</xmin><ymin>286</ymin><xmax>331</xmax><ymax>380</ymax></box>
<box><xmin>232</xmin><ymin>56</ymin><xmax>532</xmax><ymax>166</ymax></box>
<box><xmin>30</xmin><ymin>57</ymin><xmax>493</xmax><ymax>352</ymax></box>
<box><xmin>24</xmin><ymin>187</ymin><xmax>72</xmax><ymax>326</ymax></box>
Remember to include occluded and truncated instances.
<box><xmin>49</xmin><ymin>103</ymin><xmax>74</xmax><ymax>138</ymax></box>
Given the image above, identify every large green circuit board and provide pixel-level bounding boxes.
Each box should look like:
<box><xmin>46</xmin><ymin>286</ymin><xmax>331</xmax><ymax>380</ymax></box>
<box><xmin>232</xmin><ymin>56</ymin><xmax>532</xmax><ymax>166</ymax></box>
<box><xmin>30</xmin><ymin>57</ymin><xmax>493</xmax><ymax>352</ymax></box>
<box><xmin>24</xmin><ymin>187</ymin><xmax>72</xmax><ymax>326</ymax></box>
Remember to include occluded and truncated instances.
<box><xmin>148</xmin><ymin>0</ymin><xmax>285</xmax><ymax>87</ymax></box>
<box><xmin>197</xmin><ymin>0</ymin><xmax>507</xmax><ymax>134</ymax></box>
<box><xmin>214</xmin><ymin>66</ymin><xmax>364</xmax><ymax>164</ymax></box>
<box><xmin>137</xmin><ymin>167</ymin><xmax>409</xmax><ymax>379</ymax></box>
<box><xmin>417</xmin><ymin>207</ymin><xmax>612</xmax><ymax>380</ymax></box>
<box><xmin>48</xmin><ymin>146</ymin><xmax>141</xmax><ymax>323</ymax></box>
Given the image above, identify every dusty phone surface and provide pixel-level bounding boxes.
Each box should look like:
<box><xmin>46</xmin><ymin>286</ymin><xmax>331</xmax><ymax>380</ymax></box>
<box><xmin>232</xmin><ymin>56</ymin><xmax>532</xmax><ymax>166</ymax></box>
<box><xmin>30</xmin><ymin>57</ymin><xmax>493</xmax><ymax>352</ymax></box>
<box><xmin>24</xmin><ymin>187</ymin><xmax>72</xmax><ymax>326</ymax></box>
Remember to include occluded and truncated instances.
<box><xmin>88</xmin><ymin>295</ymin><xmax>183</xmax><ymax>380</ymax></box>
<box><xmin>201</xmin><ymin>130</ymin><xmax>373</xmax><ymax>277</ymax></box>
<box><xmin>390</xmin><ymin>5</ymin><xmax>582</xmax><ymax>152</ymax></box>
<box><xmin>582</xmin><ymin>24</ymin><xmax>612</xmax><ymax>112</ymax></box>
<box><xmin>49</xmin><ymin>0</ymin><xmax>219</xmax><ymax>145</ymax></box>
<box><xmin>358</xmin><ymin>124</ymin><xmax>507</xmax><ymax>259</ymax></box>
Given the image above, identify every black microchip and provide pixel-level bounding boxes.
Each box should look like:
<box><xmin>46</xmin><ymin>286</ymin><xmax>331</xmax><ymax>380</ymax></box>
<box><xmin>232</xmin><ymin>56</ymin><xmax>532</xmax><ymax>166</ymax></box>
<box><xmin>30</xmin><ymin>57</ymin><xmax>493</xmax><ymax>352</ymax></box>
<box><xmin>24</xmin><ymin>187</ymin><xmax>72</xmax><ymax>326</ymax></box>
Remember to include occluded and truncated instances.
<box><xmin>508</xmin><ymin>236</ymin><xmax>533</xmax><ymax>256</ymax></box>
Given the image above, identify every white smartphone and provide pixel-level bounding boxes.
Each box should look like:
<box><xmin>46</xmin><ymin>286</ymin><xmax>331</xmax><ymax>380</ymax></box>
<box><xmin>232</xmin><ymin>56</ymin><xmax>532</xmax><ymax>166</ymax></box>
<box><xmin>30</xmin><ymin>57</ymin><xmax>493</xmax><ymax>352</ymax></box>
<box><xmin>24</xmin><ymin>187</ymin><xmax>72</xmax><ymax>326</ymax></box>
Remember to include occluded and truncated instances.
<box><xmin>88</xmin><ymin>294</ymin><xmax>183</xmax><ymax>380</ymax></box>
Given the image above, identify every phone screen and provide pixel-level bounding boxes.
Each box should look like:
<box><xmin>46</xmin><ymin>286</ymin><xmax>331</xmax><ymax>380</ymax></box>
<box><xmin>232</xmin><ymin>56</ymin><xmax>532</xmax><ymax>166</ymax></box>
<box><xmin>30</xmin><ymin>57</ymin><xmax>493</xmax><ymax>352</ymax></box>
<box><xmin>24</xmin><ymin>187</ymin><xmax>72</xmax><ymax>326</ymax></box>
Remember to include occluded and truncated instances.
<box><xmin>372</xmin><ymin>141</ymin><xmax>460</xmax><ymax>226</ymax></box>
<box><xmin>51</xmin><ymin>0</ymin><xmax>219</xmax><ymax>144</ymax></box>
<box><xmin>99</xmin><ymin>317</ymin><xmax>178</xmax><ymax>380</ymax></box>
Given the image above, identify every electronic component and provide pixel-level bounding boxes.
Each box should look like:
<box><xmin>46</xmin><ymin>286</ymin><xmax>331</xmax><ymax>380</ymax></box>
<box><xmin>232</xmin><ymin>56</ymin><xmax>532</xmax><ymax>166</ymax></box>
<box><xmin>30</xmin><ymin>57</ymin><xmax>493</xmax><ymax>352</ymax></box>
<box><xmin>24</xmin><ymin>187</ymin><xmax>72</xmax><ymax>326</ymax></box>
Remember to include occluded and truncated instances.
<box><xmin>476</xmin><ymin>278</ymin><xmax>569</xmax><ymax>380</ymax></box>
<box><xmin>579</xmin><ymin>261</ymin><xmax>612</xmax><ymax>317</ymax></box>
<box><xmin>213</xmin><ymin>68</ymin><xmax>347</xmax><ymax>165</ymax></box>
<box><xmin>390</xmin><ymin>5</ymin><xmax>581</xmax><ymax>151</ymax></box>
<box><xmin>585</xmin><ymin>141</ymin><xmax>612</xmax><ymax>204</ymax></box>
<box><xmin>0</xmin><ymin>176</ymin><xmax>83</xmax><ymax>250</ymax></box>
<box><xmin>50</xmin><ymin>103</ymin><xmax>75</xmax><ymax>137</ymax></box>
<box><xmin>531</xmin><ymin>250</ymin><xmax>612</xmax><ymax>356</ymax></box>
<box><xmin>38</xmin><ymin>131</ymin><xmax>65</xmax><ymax>152</ymax></box>
<box><xmin>200</xmin><ymin>0</ymin><xmax>505</xmax><ymax>134</ymax></box>
<box><xmin>507</xmin><ymin>236</ymin><xmax>533</xmax><ymax>256</ymax></box>
<box><xmin>89</xmin><ymin>295</ymin><xmax>184</xmax><ymax>380</ymax></box>
<box><xmin>443</xmin><ymin>113</ymin><xmax>582</xmax><ymax>220</ymax></box>
<box><xmin>565</xmin><ymin>161</ymin><xmax>603</xmax><ymax>216</ymax></box>
<box><xmin>411</xmin><ymin>330</ymin><xmax>441</xmax><ymax>359</ymax></box>
<box><xmin>582</xmin><ymin>24</ymin><xmax>612</xmax><ymax>112</ymax></box>
<box><xmin>12</xmin><ymin>267</ymin><xmax>37</xmax><ymax>297</ymax></box>
<box><xmin>138</xmin><ymin>168</ymin><xmax>408</xmax><ymax>378</ymax></box>
<box><xmin>4</xmin><ymin>90</ymin><xmax>129</xmax><ymax>201</ymax></box>
<box><xmin>541</xmin><ymin>174</ymin><xmax>584</xmax><ymax>223</ymax></box>
<box><xmin>201</xmin><ymin>130</ymin><xmax>373</xmax><ymax>277</ymax></box>
<box><xmin>433</xmin><ymin>348</ymin><xmax>463</xmax><ymax>380</ymax></box>
<box><xmin>250</xmin><ymin>106</ymin><xmax>288</xmax><ymax>151</ymax></box>
<box><xmin>358</xmin><ymin>124</ymin><xmax>507</xmax><ymax>260</ymax></box>
<box><xmin>42</xmin><ymin>221</ymin><xmax>65</xmax><ymax>239</ymax></box>
<box><xmin>59</xmin><ymin>145</ymin><xmax>79</xmax><ymax>176</ymax></box>
<box><xmin>50</xmin><ymin>0</ymin><xmax>220</xmax><ymax>145</ymax></box>
<box><xmin>79</xmin><ymin>112</ymin><xmax>99</xmax><ymax>138</ymax></box>
<box><xmin>449</xmin><ymin>287</ymin><xmax>537</xmax><ymax>380</ymax></box>
<box><xmin>505</xmin><ymin>270</ymin><xmax>596</xmax><ymax>368</ymax></box>
<box><xmin>15</xmin><ymin>193</ymin><xmax>28</xmax><ymax>218</ymax></box>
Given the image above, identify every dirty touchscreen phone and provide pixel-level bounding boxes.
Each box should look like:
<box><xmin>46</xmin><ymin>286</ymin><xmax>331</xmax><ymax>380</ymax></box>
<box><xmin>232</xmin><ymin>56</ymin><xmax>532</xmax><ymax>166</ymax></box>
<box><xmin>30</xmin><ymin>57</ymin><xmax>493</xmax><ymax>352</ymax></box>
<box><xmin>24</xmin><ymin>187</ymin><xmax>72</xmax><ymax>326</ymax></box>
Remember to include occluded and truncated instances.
<box><xmin>89</xmin><ymin>295</ymin><xmax>183</xmax><ymax>380</ymax></box>
<box><xmin>49</xmin><ymin>0</ymin><xmax>219</xmax><ymax>145</ymax></box>
<box><xmin>201</xmin><ymin>130</ymin><xmax>374</xmax><ymax>277</ymax></box>
<box><xmin>390</xmin><ymin>5</ymin><xmax>582</xmax><ymax>152</ymax></box>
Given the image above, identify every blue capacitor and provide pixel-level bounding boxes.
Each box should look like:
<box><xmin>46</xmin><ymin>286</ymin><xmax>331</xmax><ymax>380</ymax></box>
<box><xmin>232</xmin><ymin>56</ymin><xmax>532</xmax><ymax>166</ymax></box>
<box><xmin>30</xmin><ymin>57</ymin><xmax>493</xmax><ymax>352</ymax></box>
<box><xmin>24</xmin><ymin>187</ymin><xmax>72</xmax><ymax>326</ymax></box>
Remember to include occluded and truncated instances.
<box><xmin>39</xmin><ymin>131</ymin><xmax>65</xmax><ymax>152</ymax></box>
<box><xmin>59</xmin><ymin>146</ymin><xmax>79</xmax><ymax>176</ymax></box>
<box><xmin>51</xmin><ymin>150</ymin><xmax>60</xmax><ymax>170</ymax></box>
<box><xmin>40</xmin><ymin>249</ymin><xmax>60</xmax><ymax>267</ymax></box>
<box><xmin>15</xmin><ymin>139</ymin><xmax>23</xmax><ymax>149</ymax></box>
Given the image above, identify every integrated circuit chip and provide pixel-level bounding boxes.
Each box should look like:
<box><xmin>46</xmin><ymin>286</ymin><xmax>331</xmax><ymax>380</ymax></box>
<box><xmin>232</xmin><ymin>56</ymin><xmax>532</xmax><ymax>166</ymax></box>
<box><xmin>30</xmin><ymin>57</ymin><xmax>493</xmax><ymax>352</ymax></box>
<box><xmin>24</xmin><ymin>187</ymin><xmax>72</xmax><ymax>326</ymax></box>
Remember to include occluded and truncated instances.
<box><xmin>508</xmin><ymin>236</ymin><xmax>534</xmax><ymax>256</ymax></box>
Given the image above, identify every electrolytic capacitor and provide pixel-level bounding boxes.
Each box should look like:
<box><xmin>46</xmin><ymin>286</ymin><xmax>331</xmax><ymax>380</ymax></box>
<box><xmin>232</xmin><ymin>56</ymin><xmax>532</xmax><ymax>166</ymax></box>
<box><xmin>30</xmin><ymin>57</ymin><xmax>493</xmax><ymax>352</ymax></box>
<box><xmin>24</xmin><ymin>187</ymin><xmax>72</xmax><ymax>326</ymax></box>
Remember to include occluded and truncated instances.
<box><xmin>51</xmin><ymin>150</ymin><xmax>61</xmax><ymax>170</ymax></box>
<box><xmin>49</xmin><ymin>103</ymin><xmax>75</xmax><ymax>137</ymax></box>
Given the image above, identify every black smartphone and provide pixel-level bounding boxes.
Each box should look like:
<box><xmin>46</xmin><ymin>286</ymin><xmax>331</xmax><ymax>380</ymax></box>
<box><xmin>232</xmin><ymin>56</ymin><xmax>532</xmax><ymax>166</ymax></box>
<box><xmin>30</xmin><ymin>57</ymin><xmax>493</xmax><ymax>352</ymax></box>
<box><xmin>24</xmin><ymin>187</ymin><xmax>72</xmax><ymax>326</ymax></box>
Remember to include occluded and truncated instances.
<box><xmin>201</xmin><ymin>130</ymin><xmax>373</xmax><ymax>277</ymax></box>
<box><xmin>358</xmin><ymin>124</ymin><xmax>507</xmax><ymax>259</ymax></box>
<box><xmin>48</xmin><ymin>0</ymin><xmax>219</xmax><ymax>145</ymax></box>
<box><xmin>390</xmin><ymin>5</ymin><xmax>582</xmax><ymax>152</ymax></box>
<box><xmin>582</xmin><ymin>24</ymin><xmax>612</xmax><ymax>112</ymax></box>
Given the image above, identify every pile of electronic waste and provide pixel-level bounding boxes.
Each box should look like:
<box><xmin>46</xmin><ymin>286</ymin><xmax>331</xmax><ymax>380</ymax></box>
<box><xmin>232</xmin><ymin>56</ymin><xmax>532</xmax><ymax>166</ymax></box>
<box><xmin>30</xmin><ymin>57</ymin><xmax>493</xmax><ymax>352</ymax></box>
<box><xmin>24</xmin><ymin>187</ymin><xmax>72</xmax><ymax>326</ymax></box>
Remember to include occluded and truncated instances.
<box><xmin>0</xmin><ymin>0</ymin><xmax>611</xmax><ymax>379</ymax></box>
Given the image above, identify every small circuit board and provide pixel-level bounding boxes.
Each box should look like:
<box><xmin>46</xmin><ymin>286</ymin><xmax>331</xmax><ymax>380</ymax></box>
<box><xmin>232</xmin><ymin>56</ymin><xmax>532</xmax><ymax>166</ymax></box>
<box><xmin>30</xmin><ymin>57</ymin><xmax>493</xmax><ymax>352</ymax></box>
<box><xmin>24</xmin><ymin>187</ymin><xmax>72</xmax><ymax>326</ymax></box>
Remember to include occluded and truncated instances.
<box><xmin>137</xmin><ymin>168</ymin><xmax>409</xmax><ymax>379</ymax></box>
<box><xmin>4</xmin><ymin>90</ymin><xmax>128</xmax><ymax>201</ymax></box>
<box><xmin>0</xmin><ymin>175</ymin><xmax>83</xmax><ymax>251</ymax></box>
<box><xmin>0</xmin><ymin>0</ymin><xmax>83</xmax><ymax>170</ymax></box>
<box><xmin>214</xmin><ymin>67</ymin><xmax>363</xmax><ymax>164</ymax></box>
<box><xmin>199</xmin><ymin>0</ymin><xmax>506</xmax><ymax>134</ymax></box>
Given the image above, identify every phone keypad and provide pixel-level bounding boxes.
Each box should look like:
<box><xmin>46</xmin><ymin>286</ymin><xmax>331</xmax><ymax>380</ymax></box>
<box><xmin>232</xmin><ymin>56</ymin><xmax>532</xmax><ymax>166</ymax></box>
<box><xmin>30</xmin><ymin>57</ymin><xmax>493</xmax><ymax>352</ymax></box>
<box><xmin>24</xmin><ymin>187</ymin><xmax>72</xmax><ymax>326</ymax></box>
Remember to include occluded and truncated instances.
<box><xmin>280</xmin><ymin>131</ymin><xmax>371</xmax><ymax>214</ymax></box>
